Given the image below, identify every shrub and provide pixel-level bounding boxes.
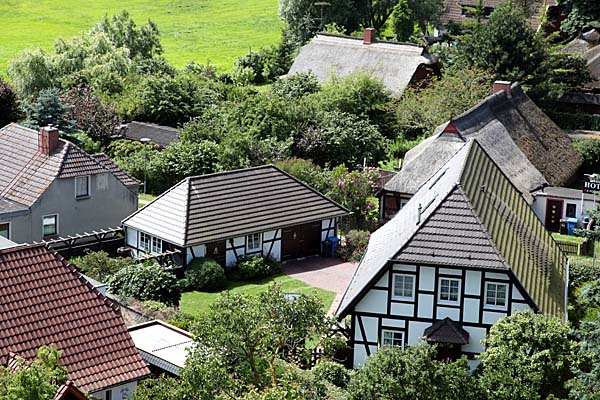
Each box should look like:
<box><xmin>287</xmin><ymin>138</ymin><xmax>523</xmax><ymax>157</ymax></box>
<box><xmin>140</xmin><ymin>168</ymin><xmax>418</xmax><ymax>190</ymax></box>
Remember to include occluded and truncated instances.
<box><xmin>236</xmin><ymin>256</ymin><xmax>280</xmax><ymax>279</ymax></box>
<box><xmin>569</xmin><ymin>256</ymin><xmax>600</xmax><ymax>290</ymax></box>
<box><xmin>70</xmin><ymin>250</ymin><xmax>131</xmax><ymax>282</ymax></box>
<box><xmin>234</xmin><ymin>51</ymin><xmax>266</xmax><ymax>84</ymax></box>
<box><xmin>312</xmin><ymin>360</ymin><xmax>350</xmax><ymax>388</ymax></box>
<box><xmin>181</xmin><ymin>258</ymin><xmax>227</xmax><ymax>292</ymax></box>
<box><xmin>337</xmin><ymin>230</ymin><xmax>370</xmax><ymax>262</ymax></box>
<box><xmin>0</xmin><ymin>78</ymin><xmax>22</xmax><ymax>126</ymax></box>
<box><xmin>108</xmin><ymin>262</ymin><xmax>181</xmax><ymax>306</ymax></box>
<box><xmin>274</xmin><ymin>158</ymin><xmax>332</xmax><ymax>194</ymax></box>
<box><xmin>573</xmin><ymin>139</ymin><xmax>600</xmax><ymax>174</ymax></box>
<box><xmin>271</xmin><ymin>72</ymin><xmax>321</xmax><ymax>99</ymax></box>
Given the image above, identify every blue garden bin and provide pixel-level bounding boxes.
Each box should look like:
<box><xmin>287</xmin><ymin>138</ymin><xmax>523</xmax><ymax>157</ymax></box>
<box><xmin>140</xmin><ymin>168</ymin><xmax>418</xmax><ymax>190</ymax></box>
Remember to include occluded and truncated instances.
<box><xmin>567</xmin><ymin>218</ymin><xmax>578</xmax><ymax>235</ymax></box>
<box><xmin>328</xmin><ymin>237</ymin><xmax>340</xmax><ymax>257</ymax></box>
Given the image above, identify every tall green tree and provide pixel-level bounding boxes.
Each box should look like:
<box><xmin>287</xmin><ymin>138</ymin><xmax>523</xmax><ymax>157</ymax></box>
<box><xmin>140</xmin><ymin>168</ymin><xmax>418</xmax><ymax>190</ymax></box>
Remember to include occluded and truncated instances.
<box><xmin>477</xmin><ymin>311</ymin><xmax>577</xmax><ymax>400</ymax></box>
<box><xmin>392</xmin><ymin>0</ymin><xmax>415</xmax><ymax>41</ymax></box>
<box><xmin>0</xmin><ymin>78</ymin><xmax>23</xmax><ymax>127</ymax></box>
<box><xmin>407</xmin><ymin>0</ymin><xmax>443</xmax><ymax>35</ymax></box>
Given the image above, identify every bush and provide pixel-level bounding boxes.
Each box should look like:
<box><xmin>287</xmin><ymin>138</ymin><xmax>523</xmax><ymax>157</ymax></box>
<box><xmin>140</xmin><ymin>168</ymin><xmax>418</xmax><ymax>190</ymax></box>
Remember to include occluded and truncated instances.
<box><xmin>181</xmin><ymin>258</ymin><xmax>227</xmax><ymax>292</ymax></box>
<box><xmin>312</xmin><ymin>360</ymin><xmax>350</xmax><ymax>388</ymax></box>
<box><xmin>70</xmin><ymin>250</ymin><xmax>131</xmax><ymax>282</ymax></box>
<box><xmin>108</xmin><ymin>262</ymin><xmax>181</xmax><ymax>306</ymax></box>
<box><xmin>569</xmin><ymin>256</ymin><xmax>600</xmax><ymax>290</ymax></box>
<box><xmin>234</xmin><ymin>51</ymin><xmax>266</xmax><ymax>84</ymax></box>
<box><xmin>573</xmin><ymin>139</ymin><xmax>600</xmax><ymax>174</ymax></box>
<box><xmin>274</xmin><ymin>158</ymin><xmax>332</xmax><ymax>194</ymax></box>
<box><xmin>337</xmin><ymin>230</ymin><xmax>370</xmax><ymax>262</ymax></box>
<box><xmin>236</xmin><ymin>256</ymin><xmax>280</xmax><ymax>279</ymax></box>
<box><xmin>271</xmin><ymin>72</ymin><xmax>321</xmax><ymax>99</ymax></box>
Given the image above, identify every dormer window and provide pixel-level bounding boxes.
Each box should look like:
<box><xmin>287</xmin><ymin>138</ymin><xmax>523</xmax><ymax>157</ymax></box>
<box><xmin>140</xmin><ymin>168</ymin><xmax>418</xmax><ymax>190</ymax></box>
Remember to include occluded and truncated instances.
<box><xmin>75</xmin><ymin>176</ymin><xmax>90</xmax><ymax>199</ymax></box>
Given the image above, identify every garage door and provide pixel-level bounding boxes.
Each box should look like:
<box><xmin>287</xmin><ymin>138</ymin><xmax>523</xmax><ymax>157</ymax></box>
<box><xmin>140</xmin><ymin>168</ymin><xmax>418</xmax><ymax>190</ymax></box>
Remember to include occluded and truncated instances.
<box><xmin>281</xmin><ymin>222</ymin><xmax>322</xmax><ymax>261</ymax></box>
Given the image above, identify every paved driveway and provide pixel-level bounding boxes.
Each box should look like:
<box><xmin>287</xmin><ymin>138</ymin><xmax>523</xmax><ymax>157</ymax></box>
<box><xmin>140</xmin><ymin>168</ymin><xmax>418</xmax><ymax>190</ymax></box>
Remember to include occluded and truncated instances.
<box><xmin>282</xmin><ymin>257</ymin><xmax>358</xmax><ymax>314</ymax></box>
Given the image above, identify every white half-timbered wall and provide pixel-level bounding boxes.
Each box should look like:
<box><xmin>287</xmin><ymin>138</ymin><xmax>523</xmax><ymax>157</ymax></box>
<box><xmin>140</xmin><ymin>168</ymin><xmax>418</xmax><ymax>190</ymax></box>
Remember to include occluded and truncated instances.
<box><xmin>350</xmin><ymin>262</ymin><xmax>533</xmax><ymax>369</ymax></box>
<box><xmin>223</xmin><ymin>229</ymin><xmax>283</xmax><ymax>266</ymax></box>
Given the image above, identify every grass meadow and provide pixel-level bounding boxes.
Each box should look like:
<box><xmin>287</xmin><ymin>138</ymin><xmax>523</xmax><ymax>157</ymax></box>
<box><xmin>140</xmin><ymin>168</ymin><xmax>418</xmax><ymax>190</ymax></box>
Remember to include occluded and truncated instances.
<box><xmin>0</xmin><ymin>0</ymin><xmax>282</xmax><ymax>73</ymax></box>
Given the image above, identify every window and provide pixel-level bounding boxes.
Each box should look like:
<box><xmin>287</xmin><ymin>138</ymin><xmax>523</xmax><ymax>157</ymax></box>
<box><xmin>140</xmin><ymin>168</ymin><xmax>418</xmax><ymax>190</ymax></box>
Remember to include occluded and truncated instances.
<box><xmin>566</xmin><ymin>203</ymin><xmax>577</xmax><ymax>218</ymax></box>
<box><xmin>247</xmin><ymin>233</ymin><xmax>261</xmax><ymax>252</ymax></box>
<box><xmin>0</xmin><ymin>222</ymin><xmax>9</xmax><ymax>239</ymax></box>
<box><xmin>392</xmin><ymin>274</ymin><xmax>414</xmax><ymax>300</ymax></box>
<box><xmin>485</xmin><ymin>282</ymin><xmax>508</xmax><ymax>309</ymax></box>
<box><xmin>139</xmin><ymin>232</ymin><xmax>151</xmax><ymax>253</ymax></box>
<box><xmin>75</xmin><ymin>176</ymin><xmax>90</xmax><ymax>198</ymax></box>
<box><xmin>42</xmin><ymin>214</ymin><xmax>58</xmax><ymax>237</ymax></box>
<box><xmin>439</xmin><ymin>278</ymin><xmax>460</xmax><ymax>304</ymax></box>
<box><xmin>105</xmin><ymin>390</ymin><xmax>112</xmax><ymax>400</ymax></box>
<box><xmin>151</xmin><ymin>236</ymin><xmax>162</xmax><ymax>254</ymax></box>
<box><xmin>381</xmin><ymin>330</ymin><xmax>404</xmax><ymax>348</ymax></box>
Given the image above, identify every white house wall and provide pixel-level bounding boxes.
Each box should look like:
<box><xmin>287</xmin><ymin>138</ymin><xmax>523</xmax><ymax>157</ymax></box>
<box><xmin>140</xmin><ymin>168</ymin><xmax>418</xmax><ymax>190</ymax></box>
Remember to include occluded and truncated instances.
<box><xmin>224</xmin><ymin>229</ymin><xmax>283</xmax><ymax>266</ymax></box>
<box><xmin>350</xmin><ymin>262</ymin><xmax>533</xmax><ymax>368</ymax></box>
<box><xmin>321</xmin><ymin>219</ymin><xmax>336</xmax><ymax>241</ymax></box>
<box><xmin>532</xmin><ymin>195</ymin><xmax>598</xmax><ymax>226</ymax></box>
<box><xmin>90</xmin><ymin>381</ymin><xmax>138</xmax><ymax>400</ymax></box>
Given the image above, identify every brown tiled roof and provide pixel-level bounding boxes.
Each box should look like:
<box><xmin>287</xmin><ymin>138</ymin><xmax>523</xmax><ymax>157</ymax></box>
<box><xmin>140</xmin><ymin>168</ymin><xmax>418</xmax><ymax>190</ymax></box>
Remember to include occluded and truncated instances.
<box><xmin>424</xmin><ymin>318</ymin><xmax>470</xmax><ymax>345</ymax></box>
<box><xmin>0</xmin><ymin>124</ymin><xmax>134</xmax><ymax>208</ymax></box>
<box><xmin>0</xmin><ymin>244</ymin><xmax>150</xmax><ymax>393</ymax></box>
<box><xmin>92</xmin><ymin>153</ymin><xmax>140</xmax><ymax>187</ymax></box>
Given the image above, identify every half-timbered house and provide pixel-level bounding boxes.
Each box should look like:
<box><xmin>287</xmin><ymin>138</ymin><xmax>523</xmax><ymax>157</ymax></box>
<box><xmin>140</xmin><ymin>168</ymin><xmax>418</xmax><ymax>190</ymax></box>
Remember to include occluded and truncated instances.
<box><xmin>337</xmin><ymin>140</ymin><xmax>567</xmax><ymax>369</ymax></box>
<box><xmin>122</xmin><ymin>165</ymin><xmax>349</xmax><ymax>266</ymax></box>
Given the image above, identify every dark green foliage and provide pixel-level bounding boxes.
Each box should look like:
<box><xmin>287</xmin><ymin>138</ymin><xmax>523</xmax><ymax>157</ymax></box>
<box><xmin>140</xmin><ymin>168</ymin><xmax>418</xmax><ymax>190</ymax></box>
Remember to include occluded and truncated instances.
<box><xmin>70</xmin><ymin>250</ymin><xmax>132</xmax><ymax>282</ymax></box>
<box><xmin>347</xmin><ymin>345</ymin><xmax>481</xmax><ymax>400</ymax></box>
<box><xmin>571</xmin><ymin>318</ymin><xmax>600</xmax><ymax>399</ymax></box>
<box><xmin>107</xmin><ymin>138</ymin><xmax>160</xmax><ymax>184</ymax></box>
<box><xmin>569</xmin><ymin>256</ymin><xmax>600</xmax><ymax>290</ymax></box>
<box><xmin>182</xmin><ymin>258</ymin><xmax>227</xmax><ymax>292</ymax></box>
<box><xmin>311</xmin><ymin>360</ymin><xmax>350</xmax><ymax>388</ymax></box>
<box><xmin>274</xmin><ymin>158</ymin><xmax>332</xmax><ymax>193</ymax></box>
<box><xmin>337</xmin><ymin>230</ymin><xmax>371</xmax><ymax>262</ymax></box>
<box><xmin>23</xmin><ymin>88</ymin><xmax>73</xmax><ymax>130</ymax></box>
<box><xmin>0</xmin><ymin>345</ymin><xmax>68</xmax><ymax>400</ymax></box>
<box><xmin>235</xmin><ymin>51</ymin><xmax>267</xmax><ymax>84</ymax></box>
<box><xmin>407</xmin><ymin>0</ymin><xmax>444</xmax><ymax>35</ymax></box>
<box><xmin>392</xmin><ymin>0</ymin><xmax>415</xmax><ymax>41</ymax></box>
<box><xmin>558</xmin><ymin>0</ymin><xmax>600</xmax><ymax>35</ymax></box>
<box><xmin>62</xmin><ymin>85</ymin><xmax>120</xmax><ymax>145</ymax></box>
<box><xmin>236</xmin><ymin>256</ymin><xmax>281</xmax><ymax>279</ymax></box>
<box><xmin>477</xmin><ymin>311</ymin><xmax>577</xmax><ymax>400</ymax></box>
<box><xmin>271</xmin><ymin>72</ymin><xmax>321</xmax><ymax>99</ymax></box>
<box><xmin>90</xmin><ymin>10</ymin><xmax>163</xmax><ymax>59</ymax></box>
<box><xmin>108</xmin><ymin>262</ymin><xmax>181</xmax><ymax>306</ymax></box>
<box><xmin>0</xmin><ymin>78</ymin><xmax>22</xmax><ymax>126</ymax></box>
<box><xmin>545</xmin><ymin>111</ymin><xmax>600</xmax><ymax>131</ymax></box>
<box><xmin>461</xmin><ymin>3</ymin><xmax>547</xmax><ymax>82</ymax></box>
<box><xmin>573</xmin><ymin>139</ymin><xmax>600</xmax><ymax>174</ymax></box>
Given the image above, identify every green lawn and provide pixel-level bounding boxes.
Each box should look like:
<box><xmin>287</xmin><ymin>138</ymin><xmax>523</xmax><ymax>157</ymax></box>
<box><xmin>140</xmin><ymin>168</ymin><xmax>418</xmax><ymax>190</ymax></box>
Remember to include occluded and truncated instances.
<box><xmin>139</xmin><ymin>193</ymin><xmax>158</xmax><ymax>202</ymax></box>
<box><xmin>180</xmin><ymin>274</ymin><xmax>336</xmax><ymax>317</ymax></box>
<box><xmin>0</xmin><ymin>0</ymin><xmax>282</xmax><ymax>74</ymax></box>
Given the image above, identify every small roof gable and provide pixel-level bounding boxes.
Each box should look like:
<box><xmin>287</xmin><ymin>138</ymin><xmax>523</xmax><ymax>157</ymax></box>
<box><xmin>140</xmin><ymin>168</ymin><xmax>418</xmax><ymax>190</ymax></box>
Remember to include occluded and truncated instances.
<box><xmin>424</xmin><ymin>318</ymin><xmax>469</xmax><ymax>345</ymax></box>
<box><xmin>338</xmin><ymin>141</ymin><xmax>567</xmax><ymax>319</ymax></box>
<box><xmin>126</xmin><ymin>121</ymin><xmax>179</xmax><ymax>148</ymax></box>
<box><xmin>0</xmin><ymin>244</ymin><xmax>150</xmax><ymax>392</ymax></box>
<box><xmin>123</xmin><ymin>165</ymin><xmax>349</xmax><ymax>246</ymax></box>
<box><xmin>384</xmin><ymin>84</ymin><xmax>581</xmax><ymax>200</ymax></box>
<box><xmin>0</xmin><ymin>124</ymin><xmax>135</xmax><ymax>207</ymax></box>
<box><xmin>287</xmin><ymin>33</ymin><xmax>435</xmax><ymax>96</ymax></box>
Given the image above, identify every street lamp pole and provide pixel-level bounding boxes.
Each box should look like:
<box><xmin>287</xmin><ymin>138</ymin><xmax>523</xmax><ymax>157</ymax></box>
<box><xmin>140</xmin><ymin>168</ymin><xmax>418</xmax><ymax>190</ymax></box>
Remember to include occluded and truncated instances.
<box><xmin>140</xmin><ymin>138</ymin><xmax>151</xmax><ymax>194</ymax></box>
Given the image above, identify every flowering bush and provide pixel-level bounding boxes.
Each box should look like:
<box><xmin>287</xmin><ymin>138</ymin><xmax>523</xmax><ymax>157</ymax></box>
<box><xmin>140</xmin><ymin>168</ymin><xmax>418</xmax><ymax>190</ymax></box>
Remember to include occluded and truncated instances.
<box><xmin>337</xmin><ymin>230</ymin><xmax>370</xmax><ymax>262</ymax></box>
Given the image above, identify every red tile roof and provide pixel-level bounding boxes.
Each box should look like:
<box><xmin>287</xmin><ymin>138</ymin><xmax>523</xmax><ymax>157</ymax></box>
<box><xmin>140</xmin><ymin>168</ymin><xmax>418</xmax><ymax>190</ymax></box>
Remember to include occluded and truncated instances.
<box><xmin>0</xmin><ymin>244</ymin><xmax>150</xmax><ymax>393</ymax></box>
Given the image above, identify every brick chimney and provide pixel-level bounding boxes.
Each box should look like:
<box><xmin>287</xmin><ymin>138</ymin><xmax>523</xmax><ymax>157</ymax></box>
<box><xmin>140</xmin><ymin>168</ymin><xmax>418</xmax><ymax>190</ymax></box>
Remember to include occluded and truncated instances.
<box><xmin>493</xmin><ymin>81</ymin><xmax>511</xmax><ymax>96</ymax></box>
<box><xmin>364</xmin><ymin>28</ymin><xmax>376</xmax><ymax>45</ymax></box>
<box><xmin>38</xmin><ymin>125</ymin><xmax>59</xmax><ymax>155</ymax></box>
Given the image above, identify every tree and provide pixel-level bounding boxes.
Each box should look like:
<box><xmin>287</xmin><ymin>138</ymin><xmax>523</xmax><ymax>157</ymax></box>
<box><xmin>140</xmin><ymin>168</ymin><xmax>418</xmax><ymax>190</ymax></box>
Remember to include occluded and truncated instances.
<box><xmin>193</xmin><ymin>284</ymin><xmax>331</xmax><ymax>388</ymax></box>
<box><xmin>571</xmin><ymin>318</ymin><xmax>600</xmax><ymax>399</ymax></box>
<box><xmin>90</xmin><ymin>10</ymin><xmax>163</xmax><ymax>59</ymax></box>
<box><xmin>23</xmin><ymin>88</ymin><xmax>73</xmax><ymax>130</ymax></box>
<box><xmin>558</xmin><ymin>0</ymin><xmax>600</xmax><ymax>35</ymax></box>
<box><xmin>70</xmin><ymin>250</ymin><xmax>132</xmax><ymax>282</ymax></box>
<box><xmin>573</xmin><ymin>139</ymin><xmax>600</xmax><ymax>174</ymax></box>
<box><xmin>0</xmin><ymin>345</ymin><xmax>68</xmax><ymax>400</ymax></box>
<box><xmin>460</xmin><ymin>3</ymin><xmax>547</xmax><ymax>82</ymax></box>
<box><xmin>347</xmin><ymin>345</ymin><xmax>482</xmax><ymax>400</ymax></box>
<box><xmin>0</xmin><ymin>78</ymin><xmax>23</xmax><ymax>127</ymax></box>
<box><xmin>392</xmin><ymin>0</ymin><xmax>415</xmax><ymax>41</ymax></box>
<box><xmin>407</xmin><ymin>0</ymin><xmax>443</xmax><ymax>35</ymax></box>
<box><xmin>7</xmin><ymin>49</ymin><xmax>54</xmax><ymax>99</ymax></box>
<box><xmin>477</xmin><ymin>311</ymin><xmax>577</xmax><ymax>400</ymax></box>
<box><xmin>62</xmin><ymin>85</ymin><xmax>120</xmax><ymax>146</ymax></box>
<box><xmin>108</xmin><ymin>262</ymin><xmax>181</xmax><ymax>306</ymax></box>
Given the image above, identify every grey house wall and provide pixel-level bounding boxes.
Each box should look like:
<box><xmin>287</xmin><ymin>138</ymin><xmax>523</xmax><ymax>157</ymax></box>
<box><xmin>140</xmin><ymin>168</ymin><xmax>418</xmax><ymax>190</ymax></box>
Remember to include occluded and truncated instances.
<box><xmin>1</xmin><ymin>172</ymin><xmax>137</xmax><ymax>244</ymax></box>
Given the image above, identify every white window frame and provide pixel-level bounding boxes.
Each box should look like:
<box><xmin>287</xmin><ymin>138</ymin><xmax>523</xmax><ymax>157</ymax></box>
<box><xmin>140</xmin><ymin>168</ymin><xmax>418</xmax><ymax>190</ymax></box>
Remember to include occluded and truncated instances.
<box><xmin>151</xmin><ymin>236</ymin><xmax>162</xmax><ymax>254</ymax></box>
<box><xmin>484</xmin><ymin>282</ymin><xmax>509</xmax><ymax>310</ymax></box>
<box><xmin>0</xmin><ymin>221</ymin><xmax>10</xmax><ymax>239</ymax></box>
<box><xmin>42</xmin><ymin>214</ymin><xmax>58</xmax><ymax>237</ymax></box>
<box><xmin>438</xmin><ymin>277</ymin><xmax>461</xmax><ymax>305</ymax></box>
<box><xmin>75</xmin><ymin>175</ymin><xmax>91</xmax><ymax>199</ymax></box>
<box><xmin>139</xmin><ymin>232</ymin><xmax>152</xmax><ymax>253</ymax></box>
<box><xmin>381</xmin><ymin>329</ymin><xmax>404</xmax><ymax>349</ymax></box>
<box><xmin>246</xmin><ymin>233</ymin><xmax>262</xmax><ymax>252</ymax></box>
<box><xmin>392</xmin><ymin>273</ymin><xmax>415</xmax><ymax>301</ymax></box>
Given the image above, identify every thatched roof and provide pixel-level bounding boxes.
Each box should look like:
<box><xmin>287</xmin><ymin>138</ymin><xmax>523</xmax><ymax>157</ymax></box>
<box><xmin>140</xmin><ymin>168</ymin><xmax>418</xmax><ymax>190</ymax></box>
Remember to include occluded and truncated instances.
<box><xmin>287</xmin><ymin>33</ymin><xmax>436</xmax><ymax>96</ymax></box>
<box><xmin>563</xmin><ymin>29</ymin><xmax>600</xmax><ymax>88</ymax></box>
<box><xmin>384</xmin><ymin>83</ymin><xmax>582</xmax><ymax>202</ymax></box>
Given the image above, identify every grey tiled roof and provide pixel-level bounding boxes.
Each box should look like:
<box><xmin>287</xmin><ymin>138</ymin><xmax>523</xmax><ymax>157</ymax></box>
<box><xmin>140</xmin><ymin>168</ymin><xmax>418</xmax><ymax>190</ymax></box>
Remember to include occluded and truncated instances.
<box><xmin>125</xmin><ymin>121</ymin><xmax>179</xmax><ymax>148</ymax></box>
<box><xmin>124</xmin><ymin>165</ymin><xmax>350</xmax><ymax>246</ymax></box>
<box><xmin>92</xmin><ymin>153</ymin><xmax>140</xmax><ymax>187</ymax></box>
<box><xmin>0</xmin><ymin>123</ymin><xmax>135</xmax><ymax>207</ymax></box>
